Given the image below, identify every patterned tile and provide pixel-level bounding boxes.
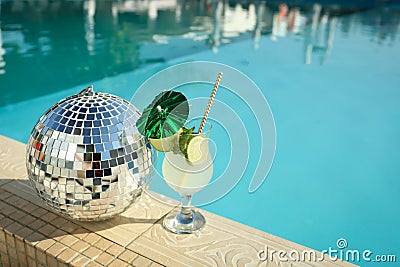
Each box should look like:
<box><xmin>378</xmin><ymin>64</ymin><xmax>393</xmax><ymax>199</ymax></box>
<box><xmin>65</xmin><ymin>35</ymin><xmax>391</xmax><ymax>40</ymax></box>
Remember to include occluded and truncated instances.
<box><xmin>0</xmin><ymin>135</ymin><xmax>27</xmax><ymax>180</ymax></box>
<box><xmin>128</xmin><ymin>209</ymin><xmax>357</xmax><ymax>267</ymax></box>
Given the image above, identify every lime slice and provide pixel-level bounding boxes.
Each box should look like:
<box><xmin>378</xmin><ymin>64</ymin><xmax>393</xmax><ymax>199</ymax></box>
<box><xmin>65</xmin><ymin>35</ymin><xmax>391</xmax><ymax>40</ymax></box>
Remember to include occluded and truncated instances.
<box><xmin>149</xmin><ymin>138</ymin><xmax>173</xmax><ymax>152</ymax></box>
<box><xmin>186</xmin><ymin>135</ymin><xmax>208</xmax><ymax>164</ymax></box>
<box><xmin>149</xmin><ymin>129</ymin><xmax>181</xmax><ymax>152</ymax></box>
<box><xmin>178</xmin><ymin>126</ymin><xmax>194</xmax><ymax>156</ymax></box>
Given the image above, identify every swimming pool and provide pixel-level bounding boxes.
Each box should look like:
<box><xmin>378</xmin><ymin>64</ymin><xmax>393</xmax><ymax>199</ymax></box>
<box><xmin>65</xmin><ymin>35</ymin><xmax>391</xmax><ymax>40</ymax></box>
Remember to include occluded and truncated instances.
<box><xmin>1</xmin><ymin>1</ymin><xmax>399</xmax><ymax>266</ymax></box>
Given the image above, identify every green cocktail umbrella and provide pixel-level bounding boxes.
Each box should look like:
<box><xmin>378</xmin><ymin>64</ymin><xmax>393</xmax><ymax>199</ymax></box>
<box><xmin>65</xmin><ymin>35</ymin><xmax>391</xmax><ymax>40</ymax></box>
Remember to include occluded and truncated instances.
<box><xmin>136</xmin><ymin>90</ymin><xmax>189</xmax><ymax>139</ymax></box>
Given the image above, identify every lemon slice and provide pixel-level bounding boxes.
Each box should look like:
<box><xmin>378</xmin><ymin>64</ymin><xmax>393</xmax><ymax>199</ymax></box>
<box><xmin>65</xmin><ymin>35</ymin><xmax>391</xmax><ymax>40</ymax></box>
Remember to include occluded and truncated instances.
<box><xmin>186</xmin><ymin>135</ymin><xmax>208</xmax><ymax>164</ymax></box>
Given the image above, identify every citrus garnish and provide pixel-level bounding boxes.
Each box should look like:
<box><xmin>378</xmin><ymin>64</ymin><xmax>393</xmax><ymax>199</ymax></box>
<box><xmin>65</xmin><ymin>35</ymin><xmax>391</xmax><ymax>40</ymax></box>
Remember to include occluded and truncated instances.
<box><xmin>149</xmin><ymin>137</ymin><xmax>173</xmax><ymax>152</ymax></box>
<box><xmin>178</xmin><ymin>126</ymin><xmax>209</xmax><ymax>163</ymax></box>
<box><xmin>178</xmin><ymin>126</ymin><xmax>194</xmax><ymax>157</ymax></box>
<box><xmin>149</xmin><ymin>129</ymin><xmax>182</xmax><ymax>152</ymax></box>
<box><xmin>149</xmin><ymin>125</ymin><xmax>209</xmax><ymax>163</ymax></box>
<box><xmin>186</xmin><ymin>135</ymin><xmax>208</xmax><ymax>164</ymax></box>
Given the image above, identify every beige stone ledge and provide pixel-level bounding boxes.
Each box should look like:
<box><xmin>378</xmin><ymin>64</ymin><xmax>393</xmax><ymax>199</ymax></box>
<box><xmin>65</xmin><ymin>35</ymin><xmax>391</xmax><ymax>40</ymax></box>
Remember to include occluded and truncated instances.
<box><xmin>0</xmin><ymin>135</ymin><xmax>358</xmax><ymax>267</ymax></box>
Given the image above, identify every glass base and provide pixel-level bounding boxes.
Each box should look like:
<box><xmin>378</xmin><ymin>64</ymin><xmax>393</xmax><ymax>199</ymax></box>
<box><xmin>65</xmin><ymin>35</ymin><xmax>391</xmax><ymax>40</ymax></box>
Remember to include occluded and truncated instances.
<box><xmin>163</xmin><ymin>208</ymin><xmax>206</xmax><ymax>234</ymax></box>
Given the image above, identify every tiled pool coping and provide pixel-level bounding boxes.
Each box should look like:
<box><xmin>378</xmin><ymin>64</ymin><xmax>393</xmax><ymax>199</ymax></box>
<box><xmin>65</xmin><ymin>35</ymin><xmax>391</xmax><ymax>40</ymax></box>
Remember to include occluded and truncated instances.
<box><xmin>0</xmin><ymin>135</ymin><xmax>357</xmax><ymax>267</ymax></box>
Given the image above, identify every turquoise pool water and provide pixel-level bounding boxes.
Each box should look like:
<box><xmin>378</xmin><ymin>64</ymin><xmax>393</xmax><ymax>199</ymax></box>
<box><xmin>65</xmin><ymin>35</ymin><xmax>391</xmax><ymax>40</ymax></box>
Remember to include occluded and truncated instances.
<box><xmin>1</xmin><ymin>1</ymin><xmax>400</xmax><ymax>266</ymax></box>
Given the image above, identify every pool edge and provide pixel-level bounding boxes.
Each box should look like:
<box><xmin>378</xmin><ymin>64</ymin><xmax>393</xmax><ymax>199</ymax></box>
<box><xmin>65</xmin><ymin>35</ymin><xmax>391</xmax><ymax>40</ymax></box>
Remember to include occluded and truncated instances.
<box><xmin>0</xmin><ymin>134</ymin><xmax>358</xmax><ymax>267</ymax></box>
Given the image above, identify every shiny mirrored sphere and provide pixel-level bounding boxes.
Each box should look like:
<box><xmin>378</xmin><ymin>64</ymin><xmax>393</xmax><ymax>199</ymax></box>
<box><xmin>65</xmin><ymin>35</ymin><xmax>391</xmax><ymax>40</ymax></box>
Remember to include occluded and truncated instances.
<box><xmin>26</xmin><ymin>86</ymin><xmax>156</xmax><ymax>221</ymax></box>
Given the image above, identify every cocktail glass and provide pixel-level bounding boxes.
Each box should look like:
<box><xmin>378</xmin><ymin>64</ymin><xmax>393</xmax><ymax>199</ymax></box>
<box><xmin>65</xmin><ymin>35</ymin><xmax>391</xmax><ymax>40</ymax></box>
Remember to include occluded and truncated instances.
<box><xmin>162</xmin><ymin>122</ymin><xmax>213</xmax><ymax>234</ymax></box>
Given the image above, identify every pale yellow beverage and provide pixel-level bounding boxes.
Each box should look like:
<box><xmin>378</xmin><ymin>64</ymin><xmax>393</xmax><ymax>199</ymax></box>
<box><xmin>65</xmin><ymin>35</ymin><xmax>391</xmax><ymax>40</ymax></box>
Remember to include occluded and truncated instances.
<box><xmin>162</xmin><ymin>136</ymin><xmax>213</xmax><ymax>196</ymax></box>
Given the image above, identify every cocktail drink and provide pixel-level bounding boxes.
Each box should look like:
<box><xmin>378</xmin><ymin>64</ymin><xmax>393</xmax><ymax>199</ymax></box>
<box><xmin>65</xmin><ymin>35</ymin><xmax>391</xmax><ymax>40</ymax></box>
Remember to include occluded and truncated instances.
<box><xmin>136</xmin><ymin>72</ymin><xmax>222</xmax><ymax>234</ymax></box>
<box><xmin>162</xmin><ymin>123</ymin><xmax>213</xmax><ymax>233</ymax></box>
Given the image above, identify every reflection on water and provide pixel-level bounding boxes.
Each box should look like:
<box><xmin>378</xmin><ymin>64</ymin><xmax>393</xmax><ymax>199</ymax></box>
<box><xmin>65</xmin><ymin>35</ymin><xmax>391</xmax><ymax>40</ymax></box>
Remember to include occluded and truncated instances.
<box><xmin>302</xmin><ymin>4</ymin><xmax>338</xmax><ymax>65</ymax></box>
<box><xmin>0</xmin><ymin>23</ymin><xmax>5</xmax><ymax>75</ymax></box>
<box><xmin>0</xmin><ymin>0</ymin><xmax>399</xmax><ymax>106</ymax></box>
<box><xmin>84</xmin><ymin>0</ymin><xmax>96</xmax><ymax>54</ymax></box>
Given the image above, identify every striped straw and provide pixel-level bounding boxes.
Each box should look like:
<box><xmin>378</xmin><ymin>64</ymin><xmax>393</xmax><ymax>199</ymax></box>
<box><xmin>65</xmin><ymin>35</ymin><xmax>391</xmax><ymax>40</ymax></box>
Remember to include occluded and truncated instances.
<box><xmin>198</xmin><ymin>72</ymin><xmax>223</xmax><ymax>133</ymax></box>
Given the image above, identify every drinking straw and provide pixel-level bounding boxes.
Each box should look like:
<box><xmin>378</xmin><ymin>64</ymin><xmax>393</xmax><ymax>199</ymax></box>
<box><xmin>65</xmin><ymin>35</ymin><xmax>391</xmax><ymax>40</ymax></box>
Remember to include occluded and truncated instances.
<box><xmin>198</xmin><ymin>72</ymin><xmax>223</xmax><ymax>133</ymax></box>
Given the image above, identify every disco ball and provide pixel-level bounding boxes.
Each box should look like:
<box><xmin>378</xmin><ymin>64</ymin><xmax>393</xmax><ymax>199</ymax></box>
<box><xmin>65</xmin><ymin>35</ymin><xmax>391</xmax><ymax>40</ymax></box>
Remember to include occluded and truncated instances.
<box><xmin>26</xmin><ymin>86</ymin><xmax>156</xmax><ymax>221</ymax></box>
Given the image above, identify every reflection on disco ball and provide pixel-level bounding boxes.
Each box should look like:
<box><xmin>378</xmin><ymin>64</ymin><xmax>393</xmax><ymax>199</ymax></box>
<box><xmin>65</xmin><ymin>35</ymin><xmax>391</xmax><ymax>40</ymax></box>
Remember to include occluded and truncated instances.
<box><xmin>26</xmin><ymin>86</ymin><xmax>156</xmax><ymax>221</ymax></box>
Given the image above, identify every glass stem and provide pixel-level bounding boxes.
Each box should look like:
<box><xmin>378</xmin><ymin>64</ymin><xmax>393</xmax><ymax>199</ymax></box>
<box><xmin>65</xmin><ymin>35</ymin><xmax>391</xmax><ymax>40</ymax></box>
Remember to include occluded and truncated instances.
<box><xmin>178</xmin><ymin>194</ymin><xmax>193</xmax><ymax>223</ymax></box>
